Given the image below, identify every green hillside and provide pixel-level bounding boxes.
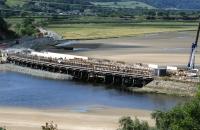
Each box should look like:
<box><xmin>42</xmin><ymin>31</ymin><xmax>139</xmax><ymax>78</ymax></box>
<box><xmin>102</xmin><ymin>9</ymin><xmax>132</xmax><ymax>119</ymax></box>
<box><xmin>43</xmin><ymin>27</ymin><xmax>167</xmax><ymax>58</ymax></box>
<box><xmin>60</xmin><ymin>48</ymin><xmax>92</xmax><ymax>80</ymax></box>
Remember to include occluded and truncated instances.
<box><xmin>135</xmin><ymin>0</ymin><xmax>200</xmax><ymax>10</ymax></box>
<box><xmin>5</xmin><ymin>0</ymin><xmax>25</xmax><ymax>7</ymax></box>
<box><xmin>91</xmin><ymin>1</ymin><xmax>155</xmax><ymax>9</ymax></box>
<box><xmin>2</xmin><ymin>0</ymin><xmax>200</xmax><ymax>10</ymax></box>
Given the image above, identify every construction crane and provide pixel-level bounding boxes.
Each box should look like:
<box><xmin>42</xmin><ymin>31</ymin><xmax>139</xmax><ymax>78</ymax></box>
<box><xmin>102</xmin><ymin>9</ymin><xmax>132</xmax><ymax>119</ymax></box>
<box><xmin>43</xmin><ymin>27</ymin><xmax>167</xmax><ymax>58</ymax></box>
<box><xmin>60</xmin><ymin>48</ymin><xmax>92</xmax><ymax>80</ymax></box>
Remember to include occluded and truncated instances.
<box><xmin>187</xmin><ymin>22</ymin><xmax>200</xmax><ymax>70</ymax></box>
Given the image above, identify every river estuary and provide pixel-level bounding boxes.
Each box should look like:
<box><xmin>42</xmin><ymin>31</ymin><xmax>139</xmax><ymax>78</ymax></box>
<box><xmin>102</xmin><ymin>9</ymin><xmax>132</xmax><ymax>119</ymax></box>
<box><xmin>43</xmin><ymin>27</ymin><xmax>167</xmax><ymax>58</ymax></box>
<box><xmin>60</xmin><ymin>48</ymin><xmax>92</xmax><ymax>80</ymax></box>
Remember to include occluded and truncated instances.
<box><xmin>0</xmin><ymin>71</ymin><xmax>187</xmax><ymax>111</ymax></box>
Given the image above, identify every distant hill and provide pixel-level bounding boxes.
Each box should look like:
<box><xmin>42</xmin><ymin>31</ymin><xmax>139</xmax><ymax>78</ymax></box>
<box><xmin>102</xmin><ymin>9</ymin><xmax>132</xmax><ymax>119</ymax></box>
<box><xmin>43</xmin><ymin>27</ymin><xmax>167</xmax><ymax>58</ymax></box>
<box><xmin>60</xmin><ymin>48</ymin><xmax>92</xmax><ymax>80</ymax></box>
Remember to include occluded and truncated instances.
<box><xmin>92</xmin><ymin>0</ymin><xmax>200</xmax><ymax>10</ymax></box>
<box><xmin>5</xmin><ymin>0</ymin><xmax>25</xmax><ymax>7</ymax></box>
<box><xmin>135</xmin><ymin>0</ymin><xmax>200</xmax><ymax>10</ymax></box>
<box><xmin>91</xmin><ymin>1</ymin><xmax>155</xmax><ymax>9</ymax></box>
<box><xmin>1</xmin><ymin>0</ymin><xmax>200</xmax><ymax>10</ymax></box>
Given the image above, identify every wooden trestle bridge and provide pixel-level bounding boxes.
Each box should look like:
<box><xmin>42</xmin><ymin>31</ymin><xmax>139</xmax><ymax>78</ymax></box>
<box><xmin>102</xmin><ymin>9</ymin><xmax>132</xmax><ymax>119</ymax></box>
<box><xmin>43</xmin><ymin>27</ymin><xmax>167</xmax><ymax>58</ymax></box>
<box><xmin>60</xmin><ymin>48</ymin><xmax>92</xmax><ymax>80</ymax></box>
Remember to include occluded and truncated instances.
<box><xmin>7</xmin><ymin>53</ymin><xmax>154</xmax><ymax>88</ymax></box>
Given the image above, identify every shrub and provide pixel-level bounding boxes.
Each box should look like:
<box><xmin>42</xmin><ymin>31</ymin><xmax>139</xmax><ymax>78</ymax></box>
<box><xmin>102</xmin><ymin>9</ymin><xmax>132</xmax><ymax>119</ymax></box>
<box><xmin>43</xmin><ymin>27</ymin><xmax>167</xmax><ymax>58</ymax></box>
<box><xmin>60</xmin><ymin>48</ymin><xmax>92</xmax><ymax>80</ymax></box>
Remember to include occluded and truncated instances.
<box><xmin>118</xmin><ymin>116</ymin><xmax>150</xmax><ymax>130</ymax></box>
<box><xmin>152</xmin><ymin>85</ymin><xmax>200</xmax><ymax>130</ymax></box>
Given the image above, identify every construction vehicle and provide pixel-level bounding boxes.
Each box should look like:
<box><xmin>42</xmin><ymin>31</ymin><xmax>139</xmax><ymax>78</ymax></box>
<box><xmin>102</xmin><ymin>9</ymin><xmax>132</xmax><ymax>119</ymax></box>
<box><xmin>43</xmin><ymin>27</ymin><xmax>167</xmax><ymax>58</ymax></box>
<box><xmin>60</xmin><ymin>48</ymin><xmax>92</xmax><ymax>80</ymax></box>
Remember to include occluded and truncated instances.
<box><xmin>187</xmin><ymin>22</ymin><xmax>200</xmax><ymax>76</ymax></box>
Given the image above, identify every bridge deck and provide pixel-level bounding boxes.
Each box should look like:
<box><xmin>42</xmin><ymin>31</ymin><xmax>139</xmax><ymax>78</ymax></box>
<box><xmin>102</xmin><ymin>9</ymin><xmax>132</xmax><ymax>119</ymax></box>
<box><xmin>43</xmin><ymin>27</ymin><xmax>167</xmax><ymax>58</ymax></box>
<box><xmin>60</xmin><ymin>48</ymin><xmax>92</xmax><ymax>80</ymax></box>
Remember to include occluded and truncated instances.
<box><xmin>8</xmin><ymin>54</ymin><xmax>152</xmax><ymax>78</ymax></box>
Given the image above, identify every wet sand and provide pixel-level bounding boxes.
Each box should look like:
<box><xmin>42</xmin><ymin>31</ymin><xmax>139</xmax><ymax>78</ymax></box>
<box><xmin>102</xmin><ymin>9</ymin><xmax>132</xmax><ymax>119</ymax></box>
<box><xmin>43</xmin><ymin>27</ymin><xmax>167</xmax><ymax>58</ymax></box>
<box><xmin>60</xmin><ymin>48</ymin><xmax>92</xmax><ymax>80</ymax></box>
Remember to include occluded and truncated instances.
<box><xmin>65</xmin><ymin>31</ymin><xmax>200</xmax><ymax>65</ymax></box>
<box><xmin>0</xmin><ymin>107</ymin><xmax>154</xmax><ymax>130</ymax></box>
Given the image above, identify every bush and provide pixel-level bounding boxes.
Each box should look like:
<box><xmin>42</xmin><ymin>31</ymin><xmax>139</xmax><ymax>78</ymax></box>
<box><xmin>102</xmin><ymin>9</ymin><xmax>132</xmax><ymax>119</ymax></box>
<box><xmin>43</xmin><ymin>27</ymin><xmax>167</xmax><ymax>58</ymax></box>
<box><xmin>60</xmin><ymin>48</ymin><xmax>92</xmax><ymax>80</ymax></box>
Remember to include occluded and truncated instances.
<box><xmin>118</xmin><ymin>116</ymin><xmax>150</xmax><ymax>130</ymax></box>
<box><xmin>0</xmin><ymin>127</ymin><xmax>6</xmax><ymax>130</ymax></box>
<box><xmin>152</xmin><ymin>86</ymin><xmax>200</xmax><ymax>130</ymax></box>
<box><xmin>118</xmin><ymin>86</ymin><xmax>200</xmax><ymax>130</ymax></box>
<box><xmin>15</xmin><ymin>17</ymin><xmax>37</xmax><ymax>36</ymax></box>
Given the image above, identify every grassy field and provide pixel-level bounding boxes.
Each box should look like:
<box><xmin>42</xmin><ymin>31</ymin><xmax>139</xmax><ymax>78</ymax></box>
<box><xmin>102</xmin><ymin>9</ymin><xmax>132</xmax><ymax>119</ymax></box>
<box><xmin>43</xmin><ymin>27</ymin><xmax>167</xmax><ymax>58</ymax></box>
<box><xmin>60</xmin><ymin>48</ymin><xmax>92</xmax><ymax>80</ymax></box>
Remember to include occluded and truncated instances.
<box><xmin>47</xmin><ymin>22</ymin><xmax>196</xmax><ymax>40</ymax></box>
<box><xmin>5</xmin><ymin>0</ymin><xmax>25</xmax><ymax>7</ymax></box>
<box><xmin>91</xmin><ymin>1</ymin><xmax>155</xmax><ymax>9</ymax></box>
<box><xmin>5</xmin><ymin>17</ymin><xmax>198</xmax><ymax>40</ymax></box>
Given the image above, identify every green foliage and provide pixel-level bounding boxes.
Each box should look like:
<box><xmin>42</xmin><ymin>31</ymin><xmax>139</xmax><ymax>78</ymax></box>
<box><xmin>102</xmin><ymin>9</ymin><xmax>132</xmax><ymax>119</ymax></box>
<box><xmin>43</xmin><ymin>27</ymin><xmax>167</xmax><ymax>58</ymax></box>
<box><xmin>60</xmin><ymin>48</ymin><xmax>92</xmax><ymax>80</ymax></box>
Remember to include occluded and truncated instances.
<box><xmin>0</xmin><ymin>17</ymin><xmax>17</xmax><ymax>40</ymax></box>
<box><xmin>2</xmin><ymin>0</ymin><xmax>200</xmax><ymax>10</ymax></box>
<box><xmin>0</xmin><ymin>17</ymin><xmax>10</xmax><ymax>31</ymax></box>
<box><xmin>152</xmin><ymin>86</ymin><xmax>200</xmax><ymax>130</ymax></box>
<box><xmin>5</xmin><ymin>0</ymin><xmax>25</xmax><ymax>7</ymax></box>
<box><xmin>118</xmin><ymin>116</ymin><xmax>150</xmax><ymax>130</ymax></box>
<box><xmin>196</xmin><ymin>85</ymin><xmax>200</xmax><ymax>99</ymax></box>
<box><xmin>136</xmin><ymin>0</ymin><xmax>200</xmax><ymax>10</ymax></box>
<box><xmin>15</xmin><ymin>17</ymin><xmax>37</xmax><ymax>36</ymax></box>
<box><xmin>118</xmin><ymin>85</ymin><xmax>200</xmax><ymax>130</ymax></box>
<box><xmin>0</xmin><ymin>127</ymin><xmax>6</xmax><ymax>130</ymax></box>
<box><xmin>91</xmin><ymin>1</ymin><xmax>155</xmax><ymax>9</ymax></box>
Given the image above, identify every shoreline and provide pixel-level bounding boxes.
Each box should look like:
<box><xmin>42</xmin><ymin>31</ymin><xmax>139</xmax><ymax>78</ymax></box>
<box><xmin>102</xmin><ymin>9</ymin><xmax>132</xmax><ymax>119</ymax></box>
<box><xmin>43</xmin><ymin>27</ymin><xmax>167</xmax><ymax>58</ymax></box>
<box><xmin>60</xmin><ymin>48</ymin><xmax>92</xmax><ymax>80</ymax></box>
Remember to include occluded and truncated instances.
<box><xmin>129</xmin><ymin>78</ymin><xmax>197</xmax><ymax>97</ymax></box>
<box><xmin>0</xmin><ymin>63</ymin><xmax>197</xmax><ymax>97</ymax></box>
<box><xmin>0</xmin><ymin>64</ymin><xmax>73</xmax><ymax>80</ymax></box>
<box><xmin>0</xmin><ymin>106</ymin><xmax>154</xmax><ymax>130</ymax></box>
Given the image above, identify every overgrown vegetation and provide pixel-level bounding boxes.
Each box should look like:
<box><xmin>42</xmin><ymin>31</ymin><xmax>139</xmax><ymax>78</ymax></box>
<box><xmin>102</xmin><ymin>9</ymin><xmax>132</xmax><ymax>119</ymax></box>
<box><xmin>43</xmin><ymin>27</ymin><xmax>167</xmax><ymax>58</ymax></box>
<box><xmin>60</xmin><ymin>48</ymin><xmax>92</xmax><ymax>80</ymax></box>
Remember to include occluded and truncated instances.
<box><xmin>118</xmin><ymin>117</ymin><xmax>150</xmax><ymax>130</ymax></box>
<box><xmin>14</xmin><ymin>17</ymin><xmax>37</xmax><ymax>36</ymax></box>
<box><xmin>135</xmin><ymin>0</ymin><xmax>200</xmax><ymax>10</ymax></box>
<box><xmin>5</xmin><ymin>0</ymin><xmax>25</xmax><ymax>7</ymax></box>
<box><xmin>91</xmin><ymin>1</ymin><xmax>155</xmax><ymax>9</ymax></box>
<box><xmin>151</xmin><ymin>87</ymin><xmax>200</xmax><ymax>130</ymax></box>
<box><xmin>118</xmin><ymin>86</ymin><xmax>200</xmax><ymax>130</ymax></box>
<box><xmin>0</xmin><ymin>17</ymin><xmax>17</xmax><ymax>40</ymax></box>
<box><xmin>0</xmin><ymin>127</ymin><xmax>6</xmax><ymax>130</ymax></box>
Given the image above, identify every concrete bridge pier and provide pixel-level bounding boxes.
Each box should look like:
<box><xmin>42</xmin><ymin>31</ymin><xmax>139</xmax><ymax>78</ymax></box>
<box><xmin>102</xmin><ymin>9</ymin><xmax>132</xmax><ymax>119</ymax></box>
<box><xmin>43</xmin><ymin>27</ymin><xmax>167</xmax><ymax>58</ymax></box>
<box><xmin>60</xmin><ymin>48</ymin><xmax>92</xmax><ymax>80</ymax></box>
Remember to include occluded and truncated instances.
<box><xmin>72</xmin><ymin>69</ymin><xmax>83</xmax><ymax>80</ymax></box>
<box><xmin>26</xmin><ymin>62</ymin><xmax>32</xmax><ymax>68</ymax></box>
<box><xmin>123</xmin><ymin>76</ymin><xmax>133</xmax><ymax>87</ymax></box>
<box><xmin>81</xmin><ymin>71</ymin><xmax>89</xmax><ymax>81</ymax></box>
<box><xmin>105</xmin><ymin>74</ymin><xmax>114</xmax><ymax>85</ymax></box>
<box><xmin>113</xmin><ymin>75</ymin><xmax>123</xmax><ymax>86</ymax></box>
<box><xmin>95</xmin><ymin>74</ymin><xmax>105</xmax><ymax>83</ymax></box>
<box><xmin>60</xmin><ymin>67</ymin><xmax>67</xmax><ymax>74</ymax></box>
<box><xmin>87</xmin><ymin>72</ymin><xmax>95</xmax><ymax>82</ymax></box>
<box><xmin>67</xmin><ymin>68</ymin><xmax>73</xmax><ymax>75</ymax></box>
<box><xmin>133</xmin><ymin>77</ymin><xmax>144</xmax><ymax>87</ymax></box>
<box><xmin>143</xmin><ymin>78</ymin><xmax>153</xmax><ymax>86</ymax></box>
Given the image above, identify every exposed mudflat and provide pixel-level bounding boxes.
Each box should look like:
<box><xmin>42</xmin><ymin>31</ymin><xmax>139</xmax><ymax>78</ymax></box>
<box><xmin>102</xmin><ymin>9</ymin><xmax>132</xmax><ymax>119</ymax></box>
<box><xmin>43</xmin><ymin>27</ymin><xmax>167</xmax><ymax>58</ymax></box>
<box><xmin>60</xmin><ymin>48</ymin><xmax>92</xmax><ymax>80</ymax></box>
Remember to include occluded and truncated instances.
<box><xmin>62</xmin><ymin>31</ymin><xmax>200</xmax><ymax>65</ymax></box>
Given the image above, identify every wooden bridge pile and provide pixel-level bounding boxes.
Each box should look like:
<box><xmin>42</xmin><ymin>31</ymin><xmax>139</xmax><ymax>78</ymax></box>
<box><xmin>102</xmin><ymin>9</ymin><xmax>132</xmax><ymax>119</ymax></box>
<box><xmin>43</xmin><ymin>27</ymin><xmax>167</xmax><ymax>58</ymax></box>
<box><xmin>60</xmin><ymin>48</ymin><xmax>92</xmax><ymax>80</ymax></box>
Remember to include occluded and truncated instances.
<box><xmin>7</xmin><ymin>53</ymin><xmax>154</xmax><ymax>87</ymax></box>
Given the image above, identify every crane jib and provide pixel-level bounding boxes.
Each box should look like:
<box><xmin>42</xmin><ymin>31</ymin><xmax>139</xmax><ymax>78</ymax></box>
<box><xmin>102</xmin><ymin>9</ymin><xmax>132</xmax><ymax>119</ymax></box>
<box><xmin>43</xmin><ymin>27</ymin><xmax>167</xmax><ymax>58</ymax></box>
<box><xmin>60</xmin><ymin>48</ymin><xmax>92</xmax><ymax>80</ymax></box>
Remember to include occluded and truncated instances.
<box><xmin>187</xmin><ymin>22</ymin><xmax>200</xmax><ymax>69</ymax></box>
<box><xmin>195</xmin><ymin>22</ymin><xmax>200</xmax><ymax>45</ymax></box>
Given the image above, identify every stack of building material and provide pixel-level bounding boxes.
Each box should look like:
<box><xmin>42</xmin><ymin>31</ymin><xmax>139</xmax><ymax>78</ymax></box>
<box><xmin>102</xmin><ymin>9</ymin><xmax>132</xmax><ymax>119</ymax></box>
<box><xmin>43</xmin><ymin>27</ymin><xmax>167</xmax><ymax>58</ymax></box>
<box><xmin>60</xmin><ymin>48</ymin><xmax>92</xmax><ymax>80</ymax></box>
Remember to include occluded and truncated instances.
<box><xmin>0</xmin><ymin>50</ymin><xmax>7</xmax><ymax>63</ymax></box>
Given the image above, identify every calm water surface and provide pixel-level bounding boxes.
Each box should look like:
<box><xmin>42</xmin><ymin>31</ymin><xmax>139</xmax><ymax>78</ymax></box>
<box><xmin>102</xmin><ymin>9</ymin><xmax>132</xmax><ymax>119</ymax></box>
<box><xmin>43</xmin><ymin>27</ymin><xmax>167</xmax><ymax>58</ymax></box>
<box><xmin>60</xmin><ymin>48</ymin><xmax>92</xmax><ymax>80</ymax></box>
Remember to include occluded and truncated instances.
<box><xmin>0</xmin><ymin>72</ymin><xmax>187</xmax><ymax>110</ymax></box>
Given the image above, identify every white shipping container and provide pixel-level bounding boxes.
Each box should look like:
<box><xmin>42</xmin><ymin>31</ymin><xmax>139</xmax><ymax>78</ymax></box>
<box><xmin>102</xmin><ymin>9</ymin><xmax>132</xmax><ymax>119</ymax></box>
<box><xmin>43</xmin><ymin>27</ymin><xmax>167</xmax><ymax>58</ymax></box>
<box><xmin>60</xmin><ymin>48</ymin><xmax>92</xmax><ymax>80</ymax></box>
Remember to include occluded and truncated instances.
<box><xmin>148</xmin><ymin>64</ymin><xmax>158</xmax><ymax>69</ymax></box>
<box><xmin>167</xmin><ymin>66</ymin><xmax>178</xmax><ymax>71</ymax></box>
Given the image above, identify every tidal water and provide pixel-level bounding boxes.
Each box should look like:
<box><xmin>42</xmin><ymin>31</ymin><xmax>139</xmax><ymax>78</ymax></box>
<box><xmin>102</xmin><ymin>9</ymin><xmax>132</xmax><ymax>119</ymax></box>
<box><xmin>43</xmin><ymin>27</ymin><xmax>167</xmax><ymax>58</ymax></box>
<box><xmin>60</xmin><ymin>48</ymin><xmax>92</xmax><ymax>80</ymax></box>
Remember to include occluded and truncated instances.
<box><xmin>0</xmin><ymin>72</ymin><xmax>187</xmax><ymax>110</ymax></box>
